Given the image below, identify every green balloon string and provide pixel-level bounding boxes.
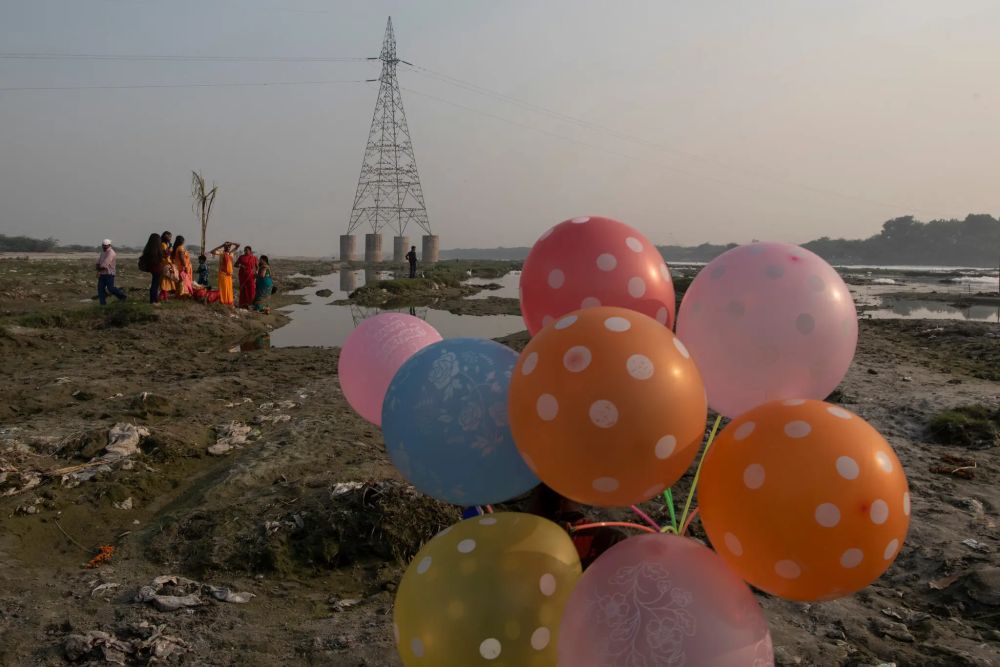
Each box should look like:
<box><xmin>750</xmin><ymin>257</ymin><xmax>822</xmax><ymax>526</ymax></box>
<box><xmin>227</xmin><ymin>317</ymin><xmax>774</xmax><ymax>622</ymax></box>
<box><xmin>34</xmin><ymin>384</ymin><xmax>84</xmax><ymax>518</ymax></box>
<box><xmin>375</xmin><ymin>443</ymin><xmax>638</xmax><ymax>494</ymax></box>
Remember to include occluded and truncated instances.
<box><xmin>663</xmin><ymin>489</ymin><xmax>678</xmax><ymax>532</ymax></box>
<box><xmin>677</xmin><ymin>414</ymin><xmax>723</xmax><ymax>536</ymax></box>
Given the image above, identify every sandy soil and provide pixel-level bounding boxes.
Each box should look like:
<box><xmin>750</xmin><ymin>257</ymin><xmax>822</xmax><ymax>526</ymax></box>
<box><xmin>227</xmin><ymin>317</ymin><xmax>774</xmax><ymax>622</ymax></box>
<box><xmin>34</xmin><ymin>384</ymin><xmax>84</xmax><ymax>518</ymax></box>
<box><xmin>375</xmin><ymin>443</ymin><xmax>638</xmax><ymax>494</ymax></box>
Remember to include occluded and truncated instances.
<box><xmin>1</xmin><ymin>258</ymin><xmax>998</xmax><ymax>666</ymax></box>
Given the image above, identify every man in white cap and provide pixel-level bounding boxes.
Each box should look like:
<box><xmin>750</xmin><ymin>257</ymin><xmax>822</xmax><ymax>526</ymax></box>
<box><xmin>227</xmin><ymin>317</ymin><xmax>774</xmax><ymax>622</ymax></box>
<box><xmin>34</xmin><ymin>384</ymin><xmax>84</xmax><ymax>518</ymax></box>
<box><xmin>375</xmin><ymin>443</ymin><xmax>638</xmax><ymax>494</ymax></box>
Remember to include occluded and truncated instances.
<box><xmin>96</xmin><ymin>239</ymin><xmax>127</xmax><ymax>305</ymax></box>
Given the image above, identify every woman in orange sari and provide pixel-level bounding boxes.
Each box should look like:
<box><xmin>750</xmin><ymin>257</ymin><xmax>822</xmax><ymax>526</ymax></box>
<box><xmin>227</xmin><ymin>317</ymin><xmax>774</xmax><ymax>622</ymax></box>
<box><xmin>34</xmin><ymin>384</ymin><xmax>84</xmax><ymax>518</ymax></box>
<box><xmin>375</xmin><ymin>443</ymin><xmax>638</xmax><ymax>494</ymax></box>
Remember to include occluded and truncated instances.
<box><xmin>172</xmin><ymin>236</ymin><xmax>194</xmax><ymax>297</ymax></box>
<box><xmin>159</xmin><ymin>231</ymin><xmax>176</xmax><ymax>299</ymax></box>
<box><xmin>211</xmin><ymin>242</ymin><xmax>238</xmax><ymax>306</ymax></box>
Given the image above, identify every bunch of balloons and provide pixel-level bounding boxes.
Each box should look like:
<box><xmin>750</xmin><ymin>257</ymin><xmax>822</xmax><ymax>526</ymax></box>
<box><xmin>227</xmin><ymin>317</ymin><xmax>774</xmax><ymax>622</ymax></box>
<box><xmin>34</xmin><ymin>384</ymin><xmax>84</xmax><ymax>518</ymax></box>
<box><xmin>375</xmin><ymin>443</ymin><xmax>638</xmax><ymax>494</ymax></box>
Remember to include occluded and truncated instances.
<box><xmin>337</xmin><ymin>215</ymin><xmax>910</xmax><ymax>666</ymax></box>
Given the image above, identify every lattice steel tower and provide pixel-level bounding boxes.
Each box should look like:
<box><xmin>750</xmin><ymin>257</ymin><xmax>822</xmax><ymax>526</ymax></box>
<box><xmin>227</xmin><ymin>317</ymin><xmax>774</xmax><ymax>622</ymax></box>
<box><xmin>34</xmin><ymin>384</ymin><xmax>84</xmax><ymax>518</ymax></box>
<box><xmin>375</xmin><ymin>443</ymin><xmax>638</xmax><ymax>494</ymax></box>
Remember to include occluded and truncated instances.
<box><xmin>342</xmin><ymin>17</ymin><xmax>437</xmax><ymax>264</ymax></box>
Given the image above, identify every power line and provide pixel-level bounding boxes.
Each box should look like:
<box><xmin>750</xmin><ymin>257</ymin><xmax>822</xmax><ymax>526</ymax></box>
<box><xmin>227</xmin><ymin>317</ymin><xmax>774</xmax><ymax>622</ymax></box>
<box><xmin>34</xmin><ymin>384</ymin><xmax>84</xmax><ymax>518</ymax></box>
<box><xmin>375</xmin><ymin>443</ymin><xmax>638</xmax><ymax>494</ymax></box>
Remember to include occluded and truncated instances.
<box><xmin>402</xmin><ymin>63</ymin><xmax>920</xmax><ymax>214</ymax></box>
<box><xmin>400</xmin><ymin>85</ymin><xmax>932</xmax><ymax>219</ymax></box>
<box><xmin>0</xmin><ymin>52</ymin><xmax>366</xmax><ymax>63</ymax></box>
<box><xmin>0</xmin><ymin>78</ymin><xmax>365</xmax><ymax>92</ymax></box>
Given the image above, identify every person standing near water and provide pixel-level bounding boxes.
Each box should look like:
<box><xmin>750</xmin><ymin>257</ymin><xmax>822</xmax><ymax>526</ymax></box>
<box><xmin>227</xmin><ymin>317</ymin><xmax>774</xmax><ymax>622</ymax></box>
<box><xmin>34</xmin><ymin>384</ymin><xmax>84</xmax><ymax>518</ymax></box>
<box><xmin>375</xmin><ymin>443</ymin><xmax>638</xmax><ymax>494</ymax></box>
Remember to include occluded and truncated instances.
<box><xmin>210</xmin><ymin>242</ymin><xmax>238</xmax><ymax>306</ymax></box>
<box><xmin>159</xmin><ymin>231</ymin><xmax>176</xmax><ymax>298</ymax></box>
<box><xmin>235</xmin><ymin>245</ymin><xmax>258</xmax><ymax>308</ymax></box>
<box><xmin>172</xmin><ymin>235</ymin><xmax>193</xmax><ymax>297</ymax></box>
<box><xmin>406</xmin><ymin>245</ymin><xmax>417</xmax><ymax>278</ymax></box>
<box><xmin>95</xmin><ymin>239</ymin><xmax>126</xmax><ymax>305</ymax></box>
<box><xmin>139</xmin><ymin>233</ymin><xmax>166</xmax><ymax>305</ymax></box>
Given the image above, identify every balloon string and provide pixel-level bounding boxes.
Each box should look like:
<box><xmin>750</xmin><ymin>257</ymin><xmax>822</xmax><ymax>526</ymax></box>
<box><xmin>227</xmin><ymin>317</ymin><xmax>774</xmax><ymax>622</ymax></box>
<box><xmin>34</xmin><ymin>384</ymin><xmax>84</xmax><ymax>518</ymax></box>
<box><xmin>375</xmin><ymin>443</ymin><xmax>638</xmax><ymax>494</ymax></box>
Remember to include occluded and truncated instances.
<box><xmin>570</xmin><ymin>522</ymin><xmax>657</xmax><ymax>535</ymax></box>
<box><xmin>677</xmin><ymin>414</ymin><xmax>723</xmax><ymax>535</ymax></box>
<box><xmin>680</xmin><ymin>507</ymin><xmax>700</xmax><ymax>536</ymax></box>
<box><xmin>629</xmin><ymin>505</ymin><xmax>661</xmax><ymax>531</ymax></box>
<box><xmin>663</xmin><ymin>489</ymin><xmax>678</xmax><ymax>532</ymax></box>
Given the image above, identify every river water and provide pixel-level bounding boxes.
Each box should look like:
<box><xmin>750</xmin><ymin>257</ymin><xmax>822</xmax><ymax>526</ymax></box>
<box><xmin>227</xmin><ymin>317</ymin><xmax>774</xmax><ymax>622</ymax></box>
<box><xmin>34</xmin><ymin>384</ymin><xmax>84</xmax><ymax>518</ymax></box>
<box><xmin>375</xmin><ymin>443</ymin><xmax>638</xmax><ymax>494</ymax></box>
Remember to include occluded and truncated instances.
<box><xmin>270</xmin><ymin>265</ymin><xmax>998</xmax><ymax>348</ymax></box>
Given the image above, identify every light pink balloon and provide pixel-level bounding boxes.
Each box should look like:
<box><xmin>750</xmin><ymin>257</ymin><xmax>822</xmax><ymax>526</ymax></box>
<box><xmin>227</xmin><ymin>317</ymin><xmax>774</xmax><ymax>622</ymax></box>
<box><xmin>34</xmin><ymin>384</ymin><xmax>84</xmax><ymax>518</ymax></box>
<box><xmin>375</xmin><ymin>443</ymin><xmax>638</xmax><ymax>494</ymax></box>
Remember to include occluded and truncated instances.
<box><xmin>676</xmin><ymin>242</ymin><xmax>857</xmax><ymax>417</ymax></box>
<box><xmin>558</xmin><ymin>534</ymin><xmax>773</xmax><ymax>667</ymax></box>
<box><xmin>338</xmin><ymin>313</ymin><xmax>442</xmax><ymax>425</ymax></box>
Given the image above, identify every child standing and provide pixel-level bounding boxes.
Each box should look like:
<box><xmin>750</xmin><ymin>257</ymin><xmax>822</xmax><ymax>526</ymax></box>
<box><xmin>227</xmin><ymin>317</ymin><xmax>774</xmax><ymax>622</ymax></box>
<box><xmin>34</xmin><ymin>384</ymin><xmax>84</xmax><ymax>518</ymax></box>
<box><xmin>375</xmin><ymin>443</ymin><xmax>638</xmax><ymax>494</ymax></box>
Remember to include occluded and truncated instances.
<box><xmin>196</xmin><ymin>254</ymin><xmax>210</xmax><ymax>288</ymax></box>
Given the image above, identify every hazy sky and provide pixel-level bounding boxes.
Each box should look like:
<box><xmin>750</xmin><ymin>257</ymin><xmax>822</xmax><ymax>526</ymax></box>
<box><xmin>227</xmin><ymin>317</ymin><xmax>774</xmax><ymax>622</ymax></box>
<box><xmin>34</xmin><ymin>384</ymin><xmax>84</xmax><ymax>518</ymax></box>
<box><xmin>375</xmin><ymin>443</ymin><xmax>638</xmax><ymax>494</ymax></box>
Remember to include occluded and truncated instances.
<box><xmin>1</xmin><ymin>1</ymin><xmax>998</xmax><ymax>255</ymax></box>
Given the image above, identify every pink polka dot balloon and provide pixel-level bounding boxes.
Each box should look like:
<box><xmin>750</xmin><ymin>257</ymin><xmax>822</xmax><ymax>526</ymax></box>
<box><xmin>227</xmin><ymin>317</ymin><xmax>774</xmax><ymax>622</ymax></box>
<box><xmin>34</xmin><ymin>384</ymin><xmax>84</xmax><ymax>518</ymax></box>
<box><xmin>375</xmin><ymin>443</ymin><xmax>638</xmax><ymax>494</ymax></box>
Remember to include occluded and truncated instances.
<box><xmin>520</xmin><ymin>216</ymin><xmax>675</xmax><ymax>335</ymax></box>
<box><xmin>676</xmin><ymin>243</ymin><xmax>858</xmax><ymax>418</ymax></box>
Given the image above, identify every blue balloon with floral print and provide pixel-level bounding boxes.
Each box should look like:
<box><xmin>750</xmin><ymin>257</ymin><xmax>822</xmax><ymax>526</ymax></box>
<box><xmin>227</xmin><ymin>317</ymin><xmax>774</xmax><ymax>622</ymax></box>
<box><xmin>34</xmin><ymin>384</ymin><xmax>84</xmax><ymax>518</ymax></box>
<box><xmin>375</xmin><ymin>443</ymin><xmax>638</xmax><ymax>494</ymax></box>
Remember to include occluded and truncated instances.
<box><xmin>382</xmin><ymin>337</ymin><xmax>539</xmax><ymax>505</ymax></box>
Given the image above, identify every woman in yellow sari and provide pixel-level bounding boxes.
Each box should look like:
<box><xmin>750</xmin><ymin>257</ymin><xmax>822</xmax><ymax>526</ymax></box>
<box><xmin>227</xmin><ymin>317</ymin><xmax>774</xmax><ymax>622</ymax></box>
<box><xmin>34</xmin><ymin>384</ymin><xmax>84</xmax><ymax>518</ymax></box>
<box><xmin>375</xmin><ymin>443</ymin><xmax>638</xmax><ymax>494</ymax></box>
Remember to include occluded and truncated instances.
<box><xmin>210</xmin><ymin>242</ymin><xmax>239</xmax><ymax>306</ymax></box>
<box><xmin>172</xmin><ymin>235</ymin><xmax>194</xmax><ymax>297</ymax></box>
<box><xmin>159</xmin><ymin>230</ymin><xmax>176</xmax><ymax>298</ymax></box>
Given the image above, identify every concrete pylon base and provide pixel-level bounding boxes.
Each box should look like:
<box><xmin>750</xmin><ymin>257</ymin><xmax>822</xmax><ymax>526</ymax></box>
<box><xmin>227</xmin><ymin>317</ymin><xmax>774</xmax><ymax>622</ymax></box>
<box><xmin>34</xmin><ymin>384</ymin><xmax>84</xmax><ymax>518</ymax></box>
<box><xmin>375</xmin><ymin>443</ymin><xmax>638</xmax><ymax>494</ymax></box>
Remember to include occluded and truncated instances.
<box><xmin>421</xmin><ymin>235</ymin><xmax>440</xmax><ymax>265</ymax></box>
<box><xmin>339</xmin><ymin>235</ymin><xmax>357</xmax><ymax>262</ymax></box>
<box><xmin>364</xmin><ymin>233</ymin><xmax>383</xmax><ymax>264</ymax></box>
<box><xmin>393</xmin><ymin>236</ymin><xmax>411</xmax><ymax>263</ymax></box>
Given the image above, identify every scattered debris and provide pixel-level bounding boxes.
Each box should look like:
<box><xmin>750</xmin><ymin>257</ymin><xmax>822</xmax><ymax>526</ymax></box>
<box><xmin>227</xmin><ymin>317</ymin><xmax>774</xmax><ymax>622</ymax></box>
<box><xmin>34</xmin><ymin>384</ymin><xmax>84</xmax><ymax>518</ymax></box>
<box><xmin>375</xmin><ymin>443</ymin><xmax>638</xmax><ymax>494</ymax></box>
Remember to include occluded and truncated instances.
<box><xmin>91</xmin><ymin>582</ymin><xmax>120</xmax><ymax>599</ymax></box>
<box><xmin>113</xmin><ymin>497</ymin><xmax>134</xmax><ymax>510</ymax></box>
<box><xmin>63</xmin><ymin>622</ymin><xmax>189</xmax><ymax>664</ymax></box>
<box><xmin>223</xmin><ymin>397</ymin><xmax>254</xmax><ymax>408</ymax></box>
<box><xmin>330</xmin><ymin>597</ymin><xmax>362</xmax><ymax>612</ymax></box>
<box><xmin>930</xmin><ymin>454</ymin><xmax>978</xmax><ymax>479</ymax></box>
<box><xmin>255</xmin><ymin>413</ymin><xmax>291</xmax><ymax>425</ymax></box>
<box><xmin>136</xmin><ymin>575</ymin><xmax>255</xmax><ymax>611</ymax></box>
<box><xmin>85</xmin><ymin>546</ymin><xmax>116</xmax><ymax>569</ymax></box>
<box><xmin>0</xmin><ymin>469</ymin><xmax>42</xmax><ymax>497</ymax></box>
<box><xmin>928</xmin><ymin>574</ymin><xmax>960</xmax><ymax>590</ymax></box>
<box><xmin>331</xmin><ymin>481</ymin><xmax>365</xmax><ymax>496</ymax></box>
<box><xmin>207</xmin><ymin>422</ymin><xmax>253</xmax><ymax>456</ymax></box>
<box><xmin>962</xmin><ymin>538</ymin><xmax>989</xmax><ymax>552</ymax></box>
<box><xmin>106</xmin><ymin>423</ymin><xmax>149</xmax><ymax>459</ymax></box>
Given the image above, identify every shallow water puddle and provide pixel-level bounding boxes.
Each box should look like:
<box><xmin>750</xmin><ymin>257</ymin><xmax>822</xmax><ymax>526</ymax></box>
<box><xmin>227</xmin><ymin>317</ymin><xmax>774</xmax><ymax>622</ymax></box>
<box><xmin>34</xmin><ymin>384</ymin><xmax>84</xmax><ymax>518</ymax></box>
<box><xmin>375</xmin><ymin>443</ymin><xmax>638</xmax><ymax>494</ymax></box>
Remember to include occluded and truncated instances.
<box><xmin>270</xmin><ymin>271</ymin><xmax>526</xmax><ymax>348</ymax></box>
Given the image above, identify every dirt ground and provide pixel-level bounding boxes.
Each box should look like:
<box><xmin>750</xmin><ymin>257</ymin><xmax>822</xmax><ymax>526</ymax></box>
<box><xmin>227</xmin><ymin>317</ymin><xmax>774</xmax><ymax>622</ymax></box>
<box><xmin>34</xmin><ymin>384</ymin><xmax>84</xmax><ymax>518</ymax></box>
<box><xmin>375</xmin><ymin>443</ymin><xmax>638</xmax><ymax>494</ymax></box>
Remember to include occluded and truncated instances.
<box><xmin>1</xmin><ymin>257</ymin><xmax>998</xmax><ymax>666</ymax></box>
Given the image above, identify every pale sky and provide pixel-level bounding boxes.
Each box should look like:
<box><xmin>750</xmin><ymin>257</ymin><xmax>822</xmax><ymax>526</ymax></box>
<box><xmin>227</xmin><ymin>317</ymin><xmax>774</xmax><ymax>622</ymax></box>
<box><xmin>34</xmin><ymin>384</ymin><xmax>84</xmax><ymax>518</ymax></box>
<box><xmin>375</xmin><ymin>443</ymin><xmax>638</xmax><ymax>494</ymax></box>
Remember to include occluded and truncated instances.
<box><xmin>1</xmin><ymin>0</ymin><xmax>998</xmax><ymax>255</ymax></box>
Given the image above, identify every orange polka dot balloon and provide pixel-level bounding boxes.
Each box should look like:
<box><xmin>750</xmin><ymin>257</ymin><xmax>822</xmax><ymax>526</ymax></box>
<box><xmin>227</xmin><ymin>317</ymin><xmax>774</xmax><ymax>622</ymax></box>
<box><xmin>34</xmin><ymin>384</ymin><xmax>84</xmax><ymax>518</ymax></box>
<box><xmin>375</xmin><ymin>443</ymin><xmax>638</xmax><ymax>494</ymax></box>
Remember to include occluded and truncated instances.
<box><xmin>520</xmin><ymin>216</ymin><xmax>676</xmax><ymax>335</ymax></box>
<box><xmin>509</xmin><ymin>307</ymin><xmax>707</xmax><ymax>507</ymax></box>
<box><xmin>698</xmin><ymin>399</ymin><xmax>910</xmax><ymax>601</ymax></box>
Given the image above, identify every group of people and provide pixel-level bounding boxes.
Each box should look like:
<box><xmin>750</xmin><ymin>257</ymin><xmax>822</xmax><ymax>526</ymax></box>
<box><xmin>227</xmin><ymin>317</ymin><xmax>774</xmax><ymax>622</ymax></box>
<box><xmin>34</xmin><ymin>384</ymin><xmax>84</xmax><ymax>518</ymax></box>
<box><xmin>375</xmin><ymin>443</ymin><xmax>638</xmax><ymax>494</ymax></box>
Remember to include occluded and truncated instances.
<box><xmin>133</xmin><ymin>231</ymin><xmax>274</xmax><ymax>312</ymax></box>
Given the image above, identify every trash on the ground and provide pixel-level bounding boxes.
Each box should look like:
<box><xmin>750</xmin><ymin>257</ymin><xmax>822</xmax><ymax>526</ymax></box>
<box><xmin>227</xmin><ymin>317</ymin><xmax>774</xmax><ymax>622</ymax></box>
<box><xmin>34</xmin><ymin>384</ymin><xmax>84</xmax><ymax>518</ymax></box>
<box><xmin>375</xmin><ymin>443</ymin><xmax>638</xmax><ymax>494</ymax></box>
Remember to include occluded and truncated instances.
<box><xmin>208</xmin><ymin>422</ymin><xmax>253</xmax><ymax>456</ymax></box>
<box><xmin>930</xmin><ymin>454</ymin><xmax>977</xmax><ymax>479</ymax></box>
<box><xmin>63</xmin><ymin>621</ymin><xmax>189</xmax><ymax>664</ymax></box>
<box><xmin>85</xmin><ymin>546</ymin><xmax>115</xmax><ymax>569</ymax></box>
<box><xmin>928</xmin><ymin>574</ymin><xmax>960</xmax><ymax>590</ymax></box>
<box><xmin>113</xmin><ymin>497</ymin><xmax>134</xmax><ymax>510</ymax></box>
<box><xmin>223</xmin><ymin>397</ymin><xmax>254</xmax><ymax>408</ymax></box>
<box><xmin>962</xmin><ymin>538</ymin><xmax>989</xmax><ymax>552</ymax></box>
<box><xmin>330</xmin><ymin>597</ymin><xmax>362</xmax><ymax>612</ymax></box>
<box><xmin>91</xmin><ymin>582</ymin><xmax>120</xmax><ymax>599</ymax></box>
<box><xmin>331</xmin><ymin>481</ymin><xmax>365</xmax><ymax>496</ymax></box>
<box><xmin>105</xmin><ymin>423</ymin><xmax>149</xmax><ymax>459</ymax></box>
<box><xmin>0</xmin><ymin>469</ymin><xmax>42</xmax><ymax>497</ymax></box>
<box><xmin>255</xmin><ymin>413</ymin><xmax>291</xmax><ymax>425</ymax></box>
<box><xmin>136</xmin><ymin>575</ymin><xmax>255</xmax><ymax>611</ymax></box>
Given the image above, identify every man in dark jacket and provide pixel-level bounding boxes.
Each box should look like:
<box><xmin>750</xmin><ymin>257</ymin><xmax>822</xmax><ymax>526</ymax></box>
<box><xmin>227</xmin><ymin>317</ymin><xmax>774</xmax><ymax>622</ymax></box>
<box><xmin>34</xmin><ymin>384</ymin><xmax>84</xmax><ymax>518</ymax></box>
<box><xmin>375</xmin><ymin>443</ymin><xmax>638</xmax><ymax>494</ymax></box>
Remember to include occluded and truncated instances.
<box><xmin>405</xmin><ymin>246</ymin><xmax>418</xmax><ymax>278</ymax></box>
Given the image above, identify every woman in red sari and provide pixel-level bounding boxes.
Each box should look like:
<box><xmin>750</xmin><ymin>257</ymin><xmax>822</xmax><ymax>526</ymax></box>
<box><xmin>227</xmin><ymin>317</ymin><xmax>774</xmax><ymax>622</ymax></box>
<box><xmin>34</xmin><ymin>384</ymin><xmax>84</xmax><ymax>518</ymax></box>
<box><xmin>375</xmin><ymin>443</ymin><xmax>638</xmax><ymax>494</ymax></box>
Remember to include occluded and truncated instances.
<box><xmin>235</xmin><ymin>246</ymin><xmax>258</xmax><ymax>308</ymax></box>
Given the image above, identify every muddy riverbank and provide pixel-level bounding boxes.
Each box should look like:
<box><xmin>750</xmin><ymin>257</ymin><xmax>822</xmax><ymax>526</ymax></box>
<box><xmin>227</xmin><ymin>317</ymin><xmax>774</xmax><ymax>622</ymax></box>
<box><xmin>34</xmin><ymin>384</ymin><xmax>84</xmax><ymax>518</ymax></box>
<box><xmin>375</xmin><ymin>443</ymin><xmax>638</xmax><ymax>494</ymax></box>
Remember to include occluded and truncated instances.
<box><xmin>1</xmin><ymin>257</ymin><xmax>998</xmax><ymax>666</ymax></box>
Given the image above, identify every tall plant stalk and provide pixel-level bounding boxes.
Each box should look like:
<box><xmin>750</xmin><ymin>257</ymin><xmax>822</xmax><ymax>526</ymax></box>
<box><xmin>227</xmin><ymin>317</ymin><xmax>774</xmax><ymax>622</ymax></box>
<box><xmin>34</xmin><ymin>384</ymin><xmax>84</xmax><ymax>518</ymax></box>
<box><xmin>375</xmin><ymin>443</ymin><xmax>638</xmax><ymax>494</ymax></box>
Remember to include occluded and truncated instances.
<box><xmin>191</xmin><ymin>171</ymin><xmax>218</xmax><ymax>253</ymax></box>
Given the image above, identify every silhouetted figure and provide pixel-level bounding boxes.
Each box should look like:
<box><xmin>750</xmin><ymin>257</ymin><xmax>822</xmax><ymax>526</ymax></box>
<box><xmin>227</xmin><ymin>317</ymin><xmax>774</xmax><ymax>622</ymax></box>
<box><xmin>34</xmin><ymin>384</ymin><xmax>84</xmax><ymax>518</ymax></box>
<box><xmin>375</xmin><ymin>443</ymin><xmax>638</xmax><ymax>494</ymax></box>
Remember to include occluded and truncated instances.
<box><xmin>405</xmin><ymin>245</ymin><xmax>417</xmax><ymax>278</ymax></box>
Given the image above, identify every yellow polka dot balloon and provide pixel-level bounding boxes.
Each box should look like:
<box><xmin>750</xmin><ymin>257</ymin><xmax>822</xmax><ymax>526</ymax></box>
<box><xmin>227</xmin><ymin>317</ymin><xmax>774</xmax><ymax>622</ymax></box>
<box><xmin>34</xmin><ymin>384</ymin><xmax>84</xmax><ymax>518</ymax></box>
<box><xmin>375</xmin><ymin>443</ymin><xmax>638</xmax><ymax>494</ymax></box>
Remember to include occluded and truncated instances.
<box><xmin>394</xmin><ymin>512</ymin><xmax>582</xmax><ymax>666</ymax></box>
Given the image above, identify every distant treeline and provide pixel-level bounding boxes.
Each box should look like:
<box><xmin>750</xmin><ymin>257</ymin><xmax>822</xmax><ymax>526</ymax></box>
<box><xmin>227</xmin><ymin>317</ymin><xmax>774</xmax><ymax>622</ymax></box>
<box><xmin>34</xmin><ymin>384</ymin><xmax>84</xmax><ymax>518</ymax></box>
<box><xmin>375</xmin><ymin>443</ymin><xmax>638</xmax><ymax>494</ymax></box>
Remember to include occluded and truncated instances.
<box><xmin>0</xmin><ymin>234</ymin><xmax>200</xmax><ymax>254</ymax></box>
<box><xmin>802</xmin><ymin>214</ymin><xmax>999</xmax><ymax>267</ymax></box>
<box><xmin>444</xmin><ymin>214</ymin><xmax>1000</xmax><ymax>267</ymax></box>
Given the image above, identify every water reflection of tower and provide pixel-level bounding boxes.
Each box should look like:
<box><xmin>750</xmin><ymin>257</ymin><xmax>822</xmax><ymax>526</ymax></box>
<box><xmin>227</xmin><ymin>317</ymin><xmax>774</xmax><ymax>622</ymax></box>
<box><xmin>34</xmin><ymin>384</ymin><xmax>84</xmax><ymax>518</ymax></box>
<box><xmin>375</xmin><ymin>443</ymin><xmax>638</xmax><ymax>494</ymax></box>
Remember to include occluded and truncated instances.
<box><xmin>339</xmin><ymin>270</ymin><xmax>358</xmax><ymax>293</ymax></box>
<box><xmin>349</xmin><ymin>304</ymin><xmax>429</xmax><ymax>327</ymax></box>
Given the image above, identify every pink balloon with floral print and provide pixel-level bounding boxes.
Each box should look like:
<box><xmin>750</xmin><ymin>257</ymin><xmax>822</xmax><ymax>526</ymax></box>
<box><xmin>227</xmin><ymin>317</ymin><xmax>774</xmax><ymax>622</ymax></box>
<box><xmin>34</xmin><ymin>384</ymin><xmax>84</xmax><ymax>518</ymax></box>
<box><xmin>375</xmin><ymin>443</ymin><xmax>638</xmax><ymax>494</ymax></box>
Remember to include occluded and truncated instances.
<box><xmin>676</xmin><ymin>242</ymin><xmax>858</xmax><ymax>418</ymax></box>
<box><xmin>520</xmin><ymin>216</ymin><xmax>675</xmax><ymax>335</ymax></box>
<box><xmin>557</xmin><ymin>533</ymin><xmax>774</xmax><ymax>667</ymax></box>
<box><xmin>338</xmin><ymin>313</ymin><xmax>442</xmax><ymax>425</ymax></box>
